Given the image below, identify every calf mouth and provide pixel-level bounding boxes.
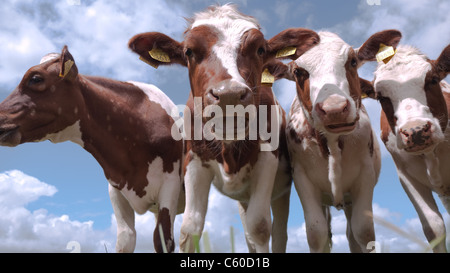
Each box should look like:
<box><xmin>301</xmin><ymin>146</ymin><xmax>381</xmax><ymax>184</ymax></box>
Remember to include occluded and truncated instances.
<box><xmin>211</xmin><ymin>116</ymin><xmax>250</xmax><ymax>141</ymax></box>
<box><xmin>0</xmin><ymin>126</ymin><xmax>20</xmax><ymax>146</ymax></box>
<box><xmin>325</xmin><ymin>121</ymin><xmax>357</xmax><ymax>134</ymax></box>
<box><xmin>403</xmin><ymin>141</ymin><xmax>436</xmax><ymax>154</ymax></box>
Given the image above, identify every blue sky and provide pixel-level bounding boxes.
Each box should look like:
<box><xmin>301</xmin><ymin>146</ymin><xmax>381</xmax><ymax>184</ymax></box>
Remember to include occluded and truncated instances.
<box><xmin>0</xmin><ymin>0</ymin><xmax>449</xmax><ymax>252</ymax></box>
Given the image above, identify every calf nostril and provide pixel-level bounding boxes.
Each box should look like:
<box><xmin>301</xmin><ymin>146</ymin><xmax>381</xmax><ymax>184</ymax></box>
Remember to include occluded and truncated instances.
<box><xmin>209</xmin><ymin>89</ymin><xmax>219</xmax><ymax>101</ymax></box>
<box><xmin>240</xmin><ymin>90</ymin><xmax>251</xmax><ymax>102</ymax></box>
<box><xmin>343</xmin><ymin>100</ymin><xmax>349</xmax><ymax>113</ymax></box>
<box><xmin>423</xmin><ymin>122</ymin><xmax>431</xmax><ymax>132</ymax></box>
<box><xmin>316</xmin><ymin>103</ymin><xmax>326</xmax><ymax>116</ymax></box>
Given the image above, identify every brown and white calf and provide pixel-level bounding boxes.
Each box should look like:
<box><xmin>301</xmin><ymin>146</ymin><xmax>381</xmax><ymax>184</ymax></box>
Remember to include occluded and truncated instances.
<box><xmin>0</xmin><ymin>46</ymin><xmax>184</xmax><ymax>253</ymax></box>
<box><xmin>360</xmin><ymin>30</ymin><xmax>450</xmax><ymax>252</ymax></box>
<box><xmin>129</xmin><ymin>4</ymin><xmax>319</xmax><ymax>252</ymax></box>
<box><xmin>271</xmin><ymin>31</ymin><xmax>390</xmax><ymax>252</ymax></box>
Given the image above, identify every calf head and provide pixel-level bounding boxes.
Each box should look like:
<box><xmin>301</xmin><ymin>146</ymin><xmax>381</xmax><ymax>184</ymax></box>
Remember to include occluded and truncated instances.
<box><xmin>360</xmin><ymin>30</ymin><xmax>450</xmax><ymax>154</ymax></box>
<box><xmin>274</xmin><ymin>31</ymin><xmax>384</xmax><ymax>136</ymax></box>
<box><xmin>129</xmin><ymin>4</ymin><xmax>318</xmax><ymax>141</ymax></box>
<box><xmin>0</xmin><ymin>46</ymin><xmax>82</xmax><ymax>147</ymax></box>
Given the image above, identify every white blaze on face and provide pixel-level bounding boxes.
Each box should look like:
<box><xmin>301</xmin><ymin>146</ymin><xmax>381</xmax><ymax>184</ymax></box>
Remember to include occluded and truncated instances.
<box><xmin>293</xmin><ymin>32</ymin><xmax>357</xmax><ymax>123</ymax></box>
<box><xmin>190</xmin><ymin>5</ymin><xmax>259</xmax><ymax>88</ymax></box>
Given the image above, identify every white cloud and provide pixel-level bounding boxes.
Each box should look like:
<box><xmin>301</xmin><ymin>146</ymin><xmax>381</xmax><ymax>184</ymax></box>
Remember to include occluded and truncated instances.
<box><xmin>0</xmin><ymin>170</ymin><xmax>57</xmax><ymax>207</ymax></box>
<box><xmin>0</xmin><ymin>0</ymin><xmax>188</xmax><ymax>91</ymax></box>
<box><xmin>333</xmin><ymin>0</ymin><xmax>450</xmax><ymax>72</ymax></box>
<box><xmin>0</xmin><ymin>170</ymin><xmax>448</xmax><ymax>253</ymax></box>
<box><xmin>0</xmin><ymin>170</ymin><xmax>111</xmax><ymax>252</ymax></box>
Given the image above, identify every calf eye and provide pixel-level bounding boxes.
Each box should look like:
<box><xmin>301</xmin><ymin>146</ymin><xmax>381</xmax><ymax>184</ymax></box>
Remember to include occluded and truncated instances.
<box><xmin>29</xmin><ymin>75</ymin><xmax>44</xmax><ymax>85</ymax></box>
<box><xmin>431</xmin><ymin>76</ymin><xmax>440</xmax><ymax>85</ymax></box>
<box><xmin>185</xmin><ymin>48</ymin><xmax>193</xmax><ymax>58</ymax></box>
<box><xmin>351</xmin><ymin>58</ymin><xmax>357</xmax><ymax>67</ymax></box>
<box><xmin>257</xmin><ymin>47</ymin><xmax>265</xmax><ymax>56</ymax></box>
<box><xmin>294</xmin><ymin>68</ymin><xmax>309</xmax><ymax>78</ymax></box>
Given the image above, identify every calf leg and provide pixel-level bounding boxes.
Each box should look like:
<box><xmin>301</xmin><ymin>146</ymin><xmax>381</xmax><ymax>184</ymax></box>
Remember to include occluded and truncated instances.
<box><xmin>179</xmin><ymin>156</ymin><xmax>213</xmax><ymax>252</ymax></box>
<box><xmin>271</xmin><ymin>189</ymin><xmax>290</xmax><ymax>253</ymax></box>
<box><xmin>109</xmin><ymin>184</ymin><xmax>136</xmax><ymax>253</ymax></box>
<box><xmin>399</xmin><ymin>172</ymin><xmax>447</xmax><ymax>252</ymax></box>
<box><xmin>244</xmin><ymin>151</ymin><xmax>279</xmax><ymax>253</ymax></box>
<box><xmin>153</xmin><ymin>169</ymin><xmax>181</xmax><ymax>253</ymax></box>
<box><xmin>293</xmin><ymin>164</ymin><xmax>330</xmax><ymax>252</ymax></box>
<box><xmin>245</xmin><ymin>198</ymin><xmax>272</xmax><ymax>253</ymax></box>
<box><xmin>344</xmin><ymin>205</ymin><xmax>363</xmax><ymax>253</ymax></box>
<box><xmin>238</xmin><ymin>202</ymin><xmax>256</xmax><ymax>253</ymax></box>
<box><xmin>348</xmin><ymin>190</ymin><xmax>375</xmax><ymax>253</ymax></box>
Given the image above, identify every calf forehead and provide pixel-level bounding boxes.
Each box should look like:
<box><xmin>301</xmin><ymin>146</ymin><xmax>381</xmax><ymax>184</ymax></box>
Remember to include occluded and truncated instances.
<box><xmin>374</xmin><ymin>46</ymin><xmax>432</xmax><ymax>93</ymax></box>
<box><xmin>374</xmin><ymin>48</ymin><xmax>432</xmax><ymax>112</ymax></box>
<box><xmin>295</xmin><ymin>32</ymin><xmax>351</xmax><ymax>75</ymax></box>
<box><xmin>189</xmin><ymin>19</ymin><xmax>259</xmax><ymax>86</ymax></box>
<box><xmin>294</xmin><ymin>32</ymin><xmax>354</xmax><ymax>105</ymax></box>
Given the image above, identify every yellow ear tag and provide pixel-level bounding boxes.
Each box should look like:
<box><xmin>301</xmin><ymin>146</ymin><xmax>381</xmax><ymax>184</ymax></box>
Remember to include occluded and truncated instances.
<box><xmin>376</xmin><ymin>43</ymin><xmax>396</xmax><ymax>64</ymax></box>
<box><xmin>276</xmin><ymin>47</ymin><xmax>297</xmax><ymax>58</ymax></box>
<box><xmin>361</xmin><ymin>93</ymin><xmax>368</xmax><ymax>99</ymax></box>
<box><xmin>139</xmin><ymin>56</ymin><xmax>159</xmax><ymax>69</ymax></box>
<box><xmin>59</xmin><ymin>59</ymin><xmax>74</xmax><ymax>78</ymax></box>
<box><xmin>261</xmin><ymin>68</ymin><xmax>275</xmax><ymax>86</ymax></box>
<box><xmin>149</xmin><ymin>48</ymin><xmax>171</xmax><ymax>63</ymax></box>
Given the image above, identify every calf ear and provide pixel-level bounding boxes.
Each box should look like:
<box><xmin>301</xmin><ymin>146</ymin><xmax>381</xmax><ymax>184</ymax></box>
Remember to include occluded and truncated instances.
<box><xmin>267</xmin><ymin>28</ymin><xmax>320</xmax><ymax>61</ymax></box>
<box><xmin>263</xmin><ymin>59</ymin><xmax>294</xmax><ymax>81</ymax></box>
<box><xmin>128</xmin><ymin>32</ymin><xmax>187</xmax><ymax>68</ymax></box>
<box><xmin>59</xmin><ymin>45</ymin><xmax>78</xmax><ymax>81</ymax></box>
<box><xmin>356</xmin><ymin>29</ymin><xmax>402</xmax><ymax>65</ymax></box>
<box><xmin>359</xmin><ymin>77</ymin><xmax>376</xmax><ymax>99</ymax></box>
<box><xmin>435</xmin><ymin>44</ymin><xmax>450</xmax><ymax>80</ymax></box>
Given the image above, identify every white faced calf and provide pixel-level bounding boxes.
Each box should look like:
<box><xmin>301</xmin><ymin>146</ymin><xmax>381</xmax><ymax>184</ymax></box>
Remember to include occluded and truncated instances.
<box><xmin>360</xmin><ymin>30</ymin><xmax>450</xmax><ymax>252</ymax></box>
<box><xmin>129</xmin><ymin>4</ymin><xmax>319</xmax><ymax>252</ymax></box>
<box><xmin>0</xmin><ymin>46</ymin><xmax>184</xmax><ymax>253</ymax></box>
<box><xmin>272</xmin><ymin>31</ymin><xmax>390</xmax><ymax>252</ymax></box>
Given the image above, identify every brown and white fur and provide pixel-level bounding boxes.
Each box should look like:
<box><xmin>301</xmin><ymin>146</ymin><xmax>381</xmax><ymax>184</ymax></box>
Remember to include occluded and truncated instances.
<box><xmin>0</xmin><ymin>46</ymin><xmax>184</xmax><ymax>253</ymax></box>
<box><xmin>360</xmin><ymin>29</ymin><xmax>450</xmax><ymax>252</ymax></box>
<box><xmin>128</xmin><ymin>4</ymin><xmax>319</xmax><ymax>252</ymax></box>
<box><xmin>272</xmin><ymin>31</ymin><xmax>388</xmax><ymax>252</ymax></box>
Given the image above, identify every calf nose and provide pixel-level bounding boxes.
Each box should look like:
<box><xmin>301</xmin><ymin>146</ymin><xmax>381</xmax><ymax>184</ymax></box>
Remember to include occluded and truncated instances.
<box><xmin>399</xmin><ymin>121</ymin><xmax>433</xmax><ymax>151</ymax></box>
<box><xmin>206</xmin><ymin>80</ymin><xmax>252</xmax><ymax>108</ymax></box>
<box><xmin>316</xmin><ymin>95</ymin><xmax>350</xmax><ymax>122</ymax></box>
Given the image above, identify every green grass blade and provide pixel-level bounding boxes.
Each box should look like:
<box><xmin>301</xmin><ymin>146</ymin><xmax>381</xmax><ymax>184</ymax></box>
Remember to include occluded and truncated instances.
<box><xmin>230</xmin><ymin>226</ymin><xmax>235</xmax><ymax>253</ymax></box>
<box><xmin>192</xmin><ymin>233</ymin><xmax>201</xmax><ymax>253</ymax></box>
<box><xmin>203</xmin><ymin>231</ymin><xmax>211</xmax><ymax>253</ymax></box>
